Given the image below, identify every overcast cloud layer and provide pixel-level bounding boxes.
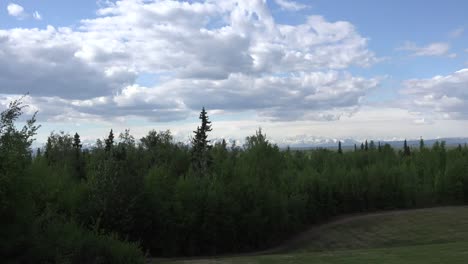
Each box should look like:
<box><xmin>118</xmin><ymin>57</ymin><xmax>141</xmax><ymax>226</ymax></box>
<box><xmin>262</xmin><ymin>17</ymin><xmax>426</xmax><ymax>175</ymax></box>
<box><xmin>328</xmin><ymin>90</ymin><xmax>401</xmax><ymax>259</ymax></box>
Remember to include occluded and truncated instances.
<box><xmin>1</xmin><ymin>0</ymin><xmax>467</xmax><ymax>142</ymax></box>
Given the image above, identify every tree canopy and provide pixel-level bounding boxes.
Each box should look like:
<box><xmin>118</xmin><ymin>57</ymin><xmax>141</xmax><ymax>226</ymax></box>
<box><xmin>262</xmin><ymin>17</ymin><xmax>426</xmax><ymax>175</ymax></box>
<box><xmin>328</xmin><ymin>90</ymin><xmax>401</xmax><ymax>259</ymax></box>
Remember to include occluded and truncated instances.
<box><xmin>1</xmin><ymin>99</ymin><xmax>468</xmax><ymax>261</ymax></box>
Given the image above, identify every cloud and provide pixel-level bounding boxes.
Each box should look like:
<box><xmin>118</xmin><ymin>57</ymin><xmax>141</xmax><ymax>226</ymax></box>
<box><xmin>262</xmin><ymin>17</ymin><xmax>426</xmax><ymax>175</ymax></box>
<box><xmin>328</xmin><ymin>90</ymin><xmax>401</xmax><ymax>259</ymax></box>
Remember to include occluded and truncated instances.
<box><xmin>78</xmin><ymin>1</ymin><xmax>376</xmax><ymax>74</ymax></box>
<box><xmin>6</xmin><ymin>93</ymin><xmax>468</xmax><ymax>145</ymax></box>
<box><xmin>448</xmin><ymin>53</ymin><xmax>457</xmax><ymax>58</ymax></box>
<box><xmin>6</xmin><ymin>70</ymin><xmax>378</xmax><ymax>123</ymax></box>
<box><xmin>33</xmin><ymin>11</ymin><xmax>42</xmax><ymax>20</ymax></box>
<box><xmin>6</xmin><ymin>3</ymin><xmax>42</xmax><ymax>21</ymax></box>
<box><xmin>274</xmin><ymin>0</ymin><xmax>308</xmax><ymax>11</ymax></box>
<box><xmin>449</xmin><ymin>27</ymin><xmax>464</xmax><ymax>38</ymax></box>
<box><xmin>0</xmin><ymin>26</ymin><xmax>136</xmax><ymax>99</ymax></box>
<box><xmin>398</xmin><ymin>41</ymin><xmax>451</xmax><ymax>57</ymax></box>
<box><xmin>0</xmin><ymin>0</ymin><xmax>378</xmax><ymax>123</ymax></box>
<box><xmin>116</xmin><ymin>72</ymin><xmax>378</xmax><ymax>121</ymax></box>
<box><xmin>401</xmin><ymin>68</ymin><xmax>468</xmax><ymax>119</ymax></box>
<box><xmin>7</xmin><ymin>3</ymin><xmax>25</xmax><ymax>18</ymax></box>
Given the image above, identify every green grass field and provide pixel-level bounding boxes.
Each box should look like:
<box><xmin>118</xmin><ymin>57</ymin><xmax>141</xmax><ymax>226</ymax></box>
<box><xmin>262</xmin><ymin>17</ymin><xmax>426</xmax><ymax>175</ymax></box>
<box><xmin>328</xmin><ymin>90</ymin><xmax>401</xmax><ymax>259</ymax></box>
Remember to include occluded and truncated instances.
<box><xmin>157</xmin><ymin>206</ymin><xmax>468</xmax><ymax>264</ymax></box>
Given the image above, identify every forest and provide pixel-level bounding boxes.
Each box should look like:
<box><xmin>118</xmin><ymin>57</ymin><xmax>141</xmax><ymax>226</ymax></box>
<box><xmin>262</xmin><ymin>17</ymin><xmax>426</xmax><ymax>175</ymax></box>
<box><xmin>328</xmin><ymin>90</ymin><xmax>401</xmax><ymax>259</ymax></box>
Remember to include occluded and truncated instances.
<box><xmin>1</xmin><ymin>98</ymin><xmax>468</xmax><ymax>263</ymax></box>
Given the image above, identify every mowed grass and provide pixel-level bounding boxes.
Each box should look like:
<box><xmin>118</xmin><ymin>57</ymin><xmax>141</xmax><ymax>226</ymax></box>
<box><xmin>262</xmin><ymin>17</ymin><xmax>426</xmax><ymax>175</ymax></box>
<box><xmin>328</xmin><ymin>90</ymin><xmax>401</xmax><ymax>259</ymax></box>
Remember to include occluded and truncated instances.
<box><xmin>161</xmin><ymin>242</ymin><xmax>468</xmax><ymax>264</ymax></box>
<box><xmin>287</xmin><ymin>206</ymin><xmax>468</xmax><ymax>253</ymax></box>
<box><xmin>158</xmin><ymin>206</ymin><xmax>468</xmax><ymax>264</ymax></box>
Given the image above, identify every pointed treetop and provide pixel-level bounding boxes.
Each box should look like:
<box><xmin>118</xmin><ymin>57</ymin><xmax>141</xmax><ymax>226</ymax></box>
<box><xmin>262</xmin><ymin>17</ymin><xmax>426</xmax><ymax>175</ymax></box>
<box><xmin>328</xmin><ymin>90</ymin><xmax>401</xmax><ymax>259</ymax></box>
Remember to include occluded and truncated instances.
<box><xmin>104</xmin><ymin>129</ymin><xmax>114</xmax><ymax>152</ymax></box>
<box><xmin>73</xmin><ymin>132</ymin><xmax>82</xmax><ymax>149</ymax></box>
<box><xmin>403</xmin><ymin>139</ymin><xmax>411</xmax><ymax>156</ymax></box>
<box><xmin>191</xmin><ymin>107</ymin><xmax>213</xmax><ymax>174</ymax></box>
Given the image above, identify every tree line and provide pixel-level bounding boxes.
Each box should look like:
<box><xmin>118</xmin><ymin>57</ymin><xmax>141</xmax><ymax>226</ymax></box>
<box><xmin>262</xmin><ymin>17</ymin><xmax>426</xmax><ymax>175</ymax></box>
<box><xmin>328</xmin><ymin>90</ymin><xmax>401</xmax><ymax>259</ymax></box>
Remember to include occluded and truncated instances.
<box><xmin>1</xmin><ymin>99</ymin><xmax>468</xmax><ymax>262</ymax></box>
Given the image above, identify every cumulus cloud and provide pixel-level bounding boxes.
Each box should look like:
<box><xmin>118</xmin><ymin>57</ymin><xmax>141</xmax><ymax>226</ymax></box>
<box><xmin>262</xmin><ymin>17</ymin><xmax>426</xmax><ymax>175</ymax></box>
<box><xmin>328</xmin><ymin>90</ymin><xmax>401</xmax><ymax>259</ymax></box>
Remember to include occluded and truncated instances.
<box><xmin>0</xmin><ymin>26</ymin><xmax>136</xmax><ymax>99</ymax></box>
<box><xmin>6</xmin><ymin>3</ymin><xmax>41</xmax><ymax>20</ymax></box>
<box><xmin>3</xmin><ymin>70</ymin><xmax>378</xmax><ymax>123</ymax></box>
<box><xmin>115</xmin><ymin>72</ymin><xmax>378</xmax><ymax>120</ymax></box>
<box><xmin>398</xmin><ymin>41</ymin><xmax>451</xmax><ymax>57</ymax></box>
<box><xmin>7</xmin><ymin>3</ymin><xmax>25</xmax><ymax>18</ymax></box>
<box><xmin>274</xmin><ymin>0</ymin><xmax>308</xmax><ymax>11</ymax></box>
<box><xmin>401</xmin><ymin>68</ymin><xmax>468</xmax><ymax>119</ymax></box>
<box><xmin>78</xmin><ymin>1</ymin><xmax>375</xmax><ymax>74</ymax></box>
<box><xmin>0</xmin><ymin>0</ymin><xmax>379</xmax><ymax>123</ymax></box>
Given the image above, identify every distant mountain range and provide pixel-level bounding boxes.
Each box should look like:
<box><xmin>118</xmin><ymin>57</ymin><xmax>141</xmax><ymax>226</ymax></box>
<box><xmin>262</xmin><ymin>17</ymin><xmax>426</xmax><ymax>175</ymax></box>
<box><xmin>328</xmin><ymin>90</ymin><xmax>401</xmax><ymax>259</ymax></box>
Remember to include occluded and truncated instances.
<box><xmin>276</xmin><ymin>136</ymin><xmax>468</xmax><ymax>149</ymax></box>
<box><xmin>32</xmin><ymin>136</ymin><xmax>468</xmax><ymax>151</ymax></box>
<box><xmin>212</xmin><ymin>136</ymin><xmax>468</xmax><ymax>150</ymax></box>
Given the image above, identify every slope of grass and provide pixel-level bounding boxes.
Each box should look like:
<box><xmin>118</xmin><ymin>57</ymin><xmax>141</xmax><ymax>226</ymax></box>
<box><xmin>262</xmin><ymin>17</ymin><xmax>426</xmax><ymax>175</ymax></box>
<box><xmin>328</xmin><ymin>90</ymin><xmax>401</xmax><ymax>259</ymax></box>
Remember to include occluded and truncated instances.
<box><xmin>162</xmin><ymin>242</ymin><xmax>468</xmax><ymax>264</ymax></box>
<box><xmin>158</xmin><ymin>206</ymin><xmax>468</xmax><ymax>264</ymax></box>
<box><xmin>286</xmin><ymin>206</ymin><xmax>468</xmax><ymax>253</ymax></box>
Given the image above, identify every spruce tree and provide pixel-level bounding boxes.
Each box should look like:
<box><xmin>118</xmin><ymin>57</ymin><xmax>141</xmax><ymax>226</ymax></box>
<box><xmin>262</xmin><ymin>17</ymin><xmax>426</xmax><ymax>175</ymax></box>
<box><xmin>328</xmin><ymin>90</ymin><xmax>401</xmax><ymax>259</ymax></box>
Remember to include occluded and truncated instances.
<box><xmin>105</xmin><ymin>129</ymin><xmax>114</xmax><ymax>153</ymax></box>
<box><xmin>403</xmin><ymin>139</ymin><xmax>411</xmax><ymax>156</ymax></box>
<box><xmin>364</xmin><ymin>140</ymin><xmax>368</xmax><ymax>151</ymax></box>
<box><xmin>73</xmin><ymin>132</ymin><xmax>82</xmax><ymax>150</ymax></box>
<box><xmin>72</xmin><ymin>132</ymin><xmax>85</xmax><ymax>179</ymax></box>
<box><xmin>45</xmin><ymin>137</ymin><xmax>52</xmax><ymax>162</ymax></box>
<box><xmin>221</xmin><ymin>139</ymin><xmax>227</xmax><ymax>149</ymax></box>
<box><xmin>191</xmin><ymin>107</ymin><xmax>213</xmax><ymax>174</ymax></box>
<box><xmin>338</xmin><ymin>141</ymin><xmax>342</xmax><ymax>154</ymax></box>
<box><xmin>419</xmin><ymin>137</ymin><xmax>425</xmax><ymax>151</ymax></box>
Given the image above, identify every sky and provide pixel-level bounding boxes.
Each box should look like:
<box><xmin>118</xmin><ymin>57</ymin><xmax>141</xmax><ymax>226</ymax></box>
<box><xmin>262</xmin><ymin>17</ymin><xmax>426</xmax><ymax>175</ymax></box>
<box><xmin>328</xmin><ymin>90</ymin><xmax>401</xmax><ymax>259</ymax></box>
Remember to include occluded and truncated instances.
<box><xmin>1</xmin><ymin>0</ymin><xmax>468</xmax><ymax>145</ymax></box>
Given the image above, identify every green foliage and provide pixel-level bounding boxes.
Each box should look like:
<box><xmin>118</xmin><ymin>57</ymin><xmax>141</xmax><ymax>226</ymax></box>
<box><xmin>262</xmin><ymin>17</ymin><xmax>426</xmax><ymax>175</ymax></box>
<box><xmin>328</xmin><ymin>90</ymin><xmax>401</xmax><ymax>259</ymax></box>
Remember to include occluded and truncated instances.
<box><xmin>403</xmin><ymin>139</ymin><xmax>411</xmax><ymax>156</ymax></box>
<box><xmin>0</xmin><ymin>98</ymin><xmax>144</xmax><ymax>263</ymax></box>
<box><xmin>104</xmin><ymin>129</ymin><xmax>114</xmax><ymax>153</ymax></box>
<box><xmin>25</xmin><ymin>211</ymin><xmax>144</xmax><ymax>264</ymax></box>
<box><xmin>191</xmin><ymin>107</ymin><xmax>213</xmax><ymax>174</ymax></box>
<box><xmin>140</xmin><ymin>129</ymin><xmax>174</xmax><ymax>168</ymax></box>
<box><xmin>44</xmin><ymin>131</ymin><xmax>86</xmax><ymax>180</ymax></box>
<box><xmin>2</xmin><ymin>99</ymin><xmax>468</xmax><ymax>260</ymax></box>
<box><xmin>83</xmin><ymin>146</ymin><xmax>145</xmax><ymax>238</ymax></box>
<box><xmin>0</xmin><ymin>98</ymin><xmax>40</xmax><ymax>260</ymax></box>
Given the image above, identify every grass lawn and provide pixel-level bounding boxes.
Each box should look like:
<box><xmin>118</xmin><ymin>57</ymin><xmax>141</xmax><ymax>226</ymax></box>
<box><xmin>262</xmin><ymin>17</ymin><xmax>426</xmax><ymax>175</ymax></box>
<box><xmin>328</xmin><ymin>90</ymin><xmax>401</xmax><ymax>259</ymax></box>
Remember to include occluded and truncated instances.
<box><xmin>157</xmin><ymin>206</ymin><xmax>468</xmax><ymax>264</ymax></box>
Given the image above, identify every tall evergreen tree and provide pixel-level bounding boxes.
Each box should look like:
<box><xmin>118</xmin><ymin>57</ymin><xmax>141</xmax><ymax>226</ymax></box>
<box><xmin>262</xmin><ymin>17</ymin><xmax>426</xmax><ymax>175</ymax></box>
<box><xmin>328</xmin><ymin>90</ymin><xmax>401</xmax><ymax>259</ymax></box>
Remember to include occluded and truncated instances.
<box><xmin>104</xmin><ymin>129</ymin><xmax>114</xmax><ymax>153</ymax></box>
<box><xmin>364</xmin><ymin>140</ymin><xmax>369</xmax><ymax>151</ymax></box>
<box><xmin>338</xmin><ymin>141</ymin><xmax>343</xmax><ymax>154</ymax></box>
<box><xmin>191</xmin><ymin>107</ymin><xmax>213</xmax><ymax>174</ymax></box>
<box><xmin>403</xmin><ymin>139</ymin><xmax>411</xmax><ymax>156</ymax></box>
<box><xmin>72</xmin><ymin>132</ymin><xmax>85</xmax><ymax>179</ymax></box>
<box><xmin>73</xmin><ymin>132</ymin><xmax>82</xmax><ymax>150</ymax></box>
<box><xmin>45</xmin><ymin>136</ymin><xmax>52</xmax><ymax>162</ymax></box>
<box><xmin>419</xmin><ymin>137</ymin><xmax>425</xmax><ymax>151</ymax></box>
